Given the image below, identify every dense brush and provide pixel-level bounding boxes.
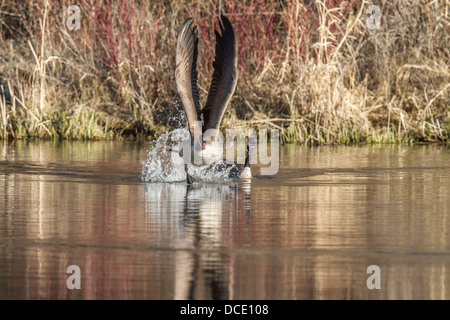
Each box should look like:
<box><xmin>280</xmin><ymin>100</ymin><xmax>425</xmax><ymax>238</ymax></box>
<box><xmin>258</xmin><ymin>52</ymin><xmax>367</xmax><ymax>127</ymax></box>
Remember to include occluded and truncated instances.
<box><xmin>0</xmin><ymin>0</ymin><xmax>448</xmax><ymax>143</ymax></box>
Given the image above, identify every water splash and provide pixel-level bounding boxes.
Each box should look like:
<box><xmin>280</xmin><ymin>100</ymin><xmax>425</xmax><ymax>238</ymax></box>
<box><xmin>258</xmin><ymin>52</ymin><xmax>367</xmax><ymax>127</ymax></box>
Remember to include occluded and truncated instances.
<box><xmin>140</xmin><ymin>127</ymin><xmax>237</xmax><ymax>183</ymax></box>
<box><xmin>140</xmin><ymin>128</ymin><xmax>188</xmax><ymax>182</ymax></box>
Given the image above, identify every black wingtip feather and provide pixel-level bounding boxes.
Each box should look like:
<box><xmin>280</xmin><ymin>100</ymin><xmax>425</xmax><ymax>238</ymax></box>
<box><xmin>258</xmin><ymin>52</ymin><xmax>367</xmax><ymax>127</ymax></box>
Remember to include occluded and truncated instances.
<box><xmin>202</xmin><ymin>15</ymin><xmax>238</xmax><ymax>131</ymax></box>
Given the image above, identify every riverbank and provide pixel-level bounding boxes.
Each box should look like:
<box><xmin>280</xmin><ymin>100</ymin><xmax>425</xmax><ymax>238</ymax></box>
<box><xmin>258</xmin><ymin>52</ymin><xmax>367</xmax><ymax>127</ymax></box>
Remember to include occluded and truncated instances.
<box><xmin>0</xmin><ymin>0</ymin><xmax>448</xmax><ymax>143</ymax></box>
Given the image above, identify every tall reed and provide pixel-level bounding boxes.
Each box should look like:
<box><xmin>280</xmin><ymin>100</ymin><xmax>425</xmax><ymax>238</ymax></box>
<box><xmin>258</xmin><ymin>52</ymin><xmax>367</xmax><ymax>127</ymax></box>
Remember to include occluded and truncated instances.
<box><xmin>0</xmin><ymin>0</ymin><xmax>448</xmax><ymax>143</ymax></box>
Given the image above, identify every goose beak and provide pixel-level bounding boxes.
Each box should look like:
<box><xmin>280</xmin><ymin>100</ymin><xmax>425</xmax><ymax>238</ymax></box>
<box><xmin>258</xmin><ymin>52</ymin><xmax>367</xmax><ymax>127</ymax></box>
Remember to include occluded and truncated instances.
<box><xmin>240</xmin><ymin>167</ymin><xmax>252</xmax><ymax>179</ymax></box>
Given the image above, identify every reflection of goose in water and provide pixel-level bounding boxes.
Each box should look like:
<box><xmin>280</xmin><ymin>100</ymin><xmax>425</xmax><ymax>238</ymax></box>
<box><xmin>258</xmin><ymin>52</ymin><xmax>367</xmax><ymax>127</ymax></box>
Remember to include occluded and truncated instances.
<box><xmin>175</xmin><ymin>16</ymin><xmax>251</xmax><ymax>184</ymax></box>
<box><xmin>143</xmin><ymin>181</ymin><xmax>251</xmax><ymax>299</ymax></box>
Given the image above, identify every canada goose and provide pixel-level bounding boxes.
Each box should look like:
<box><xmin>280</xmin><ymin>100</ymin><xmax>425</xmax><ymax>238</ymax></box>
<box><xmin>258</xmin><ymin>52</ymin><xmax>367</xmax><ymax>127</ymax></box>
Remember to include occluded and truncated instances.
<box><xmin>175</xmin><ymin>16</ymin><xmax>251</xmax><ymax>184</ymax></box>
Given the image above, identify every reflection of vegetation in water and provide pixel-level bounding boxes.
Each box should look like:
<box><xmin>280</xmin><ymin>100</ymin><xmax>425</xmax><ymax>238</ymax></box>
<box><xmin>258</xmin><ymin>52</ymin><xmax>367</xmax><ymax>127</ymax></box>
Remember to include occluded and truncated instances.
<box><xmin>0</xmin><ymin>1</ymin><xmax>448</xmax><ymax>143</ymax></box>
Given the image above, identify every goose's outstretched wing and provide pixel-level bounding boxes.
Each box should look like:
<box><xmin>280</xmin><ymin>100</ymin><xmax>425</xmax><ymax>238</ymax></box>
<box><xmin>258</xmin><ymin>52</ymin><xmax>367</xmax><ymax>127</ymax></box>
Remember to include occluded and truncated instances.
<box><xmin>175</xmin><ymin>18</ymin><xmax>201</xmax><ymax>140</ymax></box>
<box><xmin>202</xmin><ymin>15</ymin><xmax>238</xmax><ymax>132</ymax></box>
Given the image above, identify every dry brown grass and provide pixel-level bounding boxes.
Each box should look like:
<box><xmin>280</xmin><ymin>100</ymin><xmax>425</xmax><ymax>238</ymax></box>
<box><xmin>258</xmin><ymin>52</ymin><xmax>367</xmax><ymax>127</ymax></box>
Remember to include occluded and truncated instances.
<box><xmin>0</xmin><ymin>0</ymin><xmax>449</xmax><ymax>143</ymax></box>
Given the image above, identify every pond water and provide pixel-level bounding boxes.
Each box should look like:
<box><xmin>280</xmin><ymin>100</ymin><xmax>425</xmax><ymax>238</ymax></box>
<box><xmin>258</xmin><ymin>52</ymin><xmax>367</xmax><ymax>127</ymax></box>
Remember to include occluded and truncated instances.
<box><xmin>1</xmin><ymin>140</ymin><xmax>450</xmax><ymax>299</ymax></box>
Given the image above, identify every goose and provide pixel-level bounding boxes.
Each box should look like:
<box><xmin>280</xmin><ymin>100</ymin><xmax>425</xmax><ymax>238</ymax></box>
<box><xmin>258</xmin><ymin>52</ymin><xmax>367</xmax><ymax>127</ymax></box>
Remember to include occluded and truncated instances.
<box><xmin>175</xmin><ymin>16</ymin><xmax>251</xmax><ymax>184</ymax></box>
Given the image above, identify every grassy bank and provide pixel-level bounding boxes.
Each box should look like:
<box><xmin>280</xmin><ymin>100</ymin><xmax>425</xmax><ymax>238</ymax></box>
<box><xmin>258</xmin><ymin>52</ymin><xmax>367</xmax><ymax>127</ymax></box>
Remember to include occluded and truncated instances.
<box><xmin>0</xmin><ymin>0</ymin><xmax>449</xmax><ymax>143</ymax></box>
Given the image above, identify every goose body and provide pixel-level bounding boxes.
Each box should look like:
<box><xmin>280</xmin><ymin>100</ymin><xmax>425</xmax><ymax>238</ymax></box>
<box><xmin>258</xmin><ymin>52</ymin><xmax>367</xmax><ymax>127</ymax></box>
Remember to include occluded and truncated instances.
<box><xmin>175</xmin><ymin>16</ymin><xmax>251</xmax><ymax>183</ymax></box>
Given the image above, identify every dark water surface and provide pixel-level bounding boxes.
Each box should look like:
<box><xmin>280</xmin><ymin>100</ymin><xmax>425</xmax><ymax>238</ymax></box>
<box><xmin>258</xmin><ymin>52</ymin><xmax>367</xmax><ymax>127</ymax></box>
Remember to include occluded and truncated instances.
<box><xmin>1</xmin><ymin>141</ymin><xmax>450</xmax><ymax>299</ymax></box>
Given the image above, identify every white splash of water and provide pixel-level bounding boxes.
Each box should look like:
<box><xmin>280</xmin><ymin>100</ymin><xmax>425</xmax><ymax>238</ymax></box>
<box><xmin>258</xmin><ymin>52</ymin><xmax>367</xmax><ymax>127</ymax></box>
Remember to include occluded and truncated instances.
<box><xmin>140</xmin><ymin>127</ymin><xmax>236</xmax><ymax>183</ymax></box>
<box><xmin>140</xmin><ymin>128</ymin><xmax>188</xmax><ymax>182</ymax></box>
